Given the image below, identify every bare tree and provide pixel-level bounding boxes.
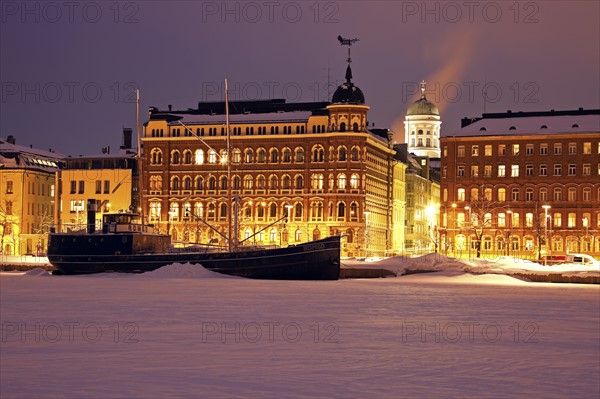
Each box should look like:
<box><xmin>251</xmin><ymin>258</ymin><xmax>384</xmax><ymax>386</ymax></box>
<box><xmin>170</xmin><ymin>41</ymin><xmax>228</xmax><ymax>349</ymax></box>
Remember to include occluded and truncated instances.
<box><xmin>464</xmin><ymin>190</ymin><xmax>506</xmax><ymax>258</ymax></box>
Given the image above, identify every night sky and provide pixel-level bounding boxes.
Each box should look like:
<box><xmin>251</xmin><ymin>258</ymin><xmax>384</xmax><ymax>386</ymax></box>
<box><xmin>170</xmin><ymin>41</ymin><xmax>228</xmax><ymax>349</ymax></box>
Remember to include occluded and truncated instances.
<box><xmin>1</xmin><ymin>1</ymin><xmax>599</xmax><ymax>156</ymax></box>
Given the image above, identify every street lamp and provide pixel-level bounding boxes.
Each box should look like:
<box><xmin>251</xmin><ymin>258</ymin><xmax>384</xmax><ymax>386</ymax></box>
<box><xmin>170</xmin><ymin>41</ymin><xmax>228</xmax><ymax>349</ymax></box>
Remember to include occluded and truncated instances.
<box><xmin>451</xmin><ymin>203</ymin><xmax>457</xmax><ymax>254</ymax></box>
<box><xmin>506</xmin><ymin>209</ymin><xmax>512</xmax><ymax>256</ymax></box>
<box><xmin>542</xmin><ymin>205</ymin><xmax>551</xmax><ymax>266</ymax></box>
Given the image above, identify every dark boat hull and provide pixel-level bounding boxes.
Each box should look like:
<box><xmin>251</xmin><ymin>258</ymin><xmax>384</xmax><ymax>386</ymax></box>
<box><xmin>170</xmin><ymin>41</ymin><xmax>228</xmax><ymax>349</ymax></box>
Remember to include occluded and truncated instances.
<box><xmin>48</xmin><ymin>235</ymin><xmax>340</xmax><ymax>280</ymax></box>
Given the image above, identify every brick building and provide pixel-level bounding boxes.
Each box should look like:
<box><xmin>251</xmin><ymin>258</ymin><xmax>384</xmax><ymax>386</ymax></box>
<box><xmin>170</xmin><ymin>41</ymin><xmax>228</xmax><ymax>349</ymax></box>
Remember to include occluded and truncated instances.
<box><xmin>440</xmin><ymin>109</ymin><xmax>600</xmax><ymax>259</ymax></box>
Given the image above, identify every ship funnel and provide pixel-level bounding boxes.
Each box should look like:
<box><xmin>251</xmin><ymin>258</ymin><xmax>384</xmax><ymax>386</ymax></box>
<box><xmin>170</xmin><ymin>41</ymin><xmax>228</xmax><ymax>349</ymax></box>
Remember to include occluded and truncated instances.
<box><xmin>87</xmin><ymin>199</ymin><xmax>97</xmax><ymax>233</ymax></box>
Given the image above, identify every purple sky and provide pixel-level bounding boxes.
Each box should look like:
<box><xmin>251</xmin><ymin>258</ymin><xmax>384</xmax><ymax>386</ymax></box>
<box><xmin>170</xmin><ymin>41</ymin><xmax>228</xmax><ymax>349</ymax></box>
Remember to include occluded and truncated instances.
<box><xmin>1</xmin><ymin>1</ymin><xmax>599</xmax><ymax>155</ymax></box>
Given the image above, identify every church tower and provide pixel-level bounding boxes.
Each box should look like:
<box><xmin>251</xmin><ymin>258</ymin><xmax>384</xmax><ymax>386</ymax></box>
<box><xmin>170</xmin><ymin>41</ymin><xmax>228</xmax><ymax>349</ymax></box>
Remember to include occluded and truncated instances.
<box><xmin>404</xmin><ymin>81</ymin><xmax>441</xmax><ymax>158</ymax></box>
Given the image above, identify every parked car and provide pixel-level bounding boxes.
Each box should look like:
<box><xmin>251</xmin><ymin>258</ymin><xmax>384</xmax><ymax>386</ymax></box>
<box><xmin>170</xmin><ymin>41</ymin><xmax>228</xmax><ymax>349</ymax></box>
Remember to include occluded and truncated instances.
<box><xmin>564</xmin><ymin>254</ymin><xmax>599</xmax><ymax>267</ymax></box>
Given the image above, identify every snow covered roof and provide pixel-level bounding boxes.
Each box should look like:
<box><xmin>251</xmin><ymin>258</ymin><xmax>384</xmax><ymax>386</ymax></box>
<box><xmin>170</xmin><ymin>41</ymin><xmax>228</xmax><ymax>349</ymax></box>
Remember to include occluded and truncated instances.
<box><xmin>0</xmin><ymin>138</ymin><xmax>64</xmax><ymax>171</ymax></box>
<box><xmin>448</xmin><ymin>113</ymin><xmax>600</xmax><ymax>137</ymax></box>
<box><xmin>167</xmin><ymin>111</ymin><xmax>314</xmax><ymax>125</ymax></box>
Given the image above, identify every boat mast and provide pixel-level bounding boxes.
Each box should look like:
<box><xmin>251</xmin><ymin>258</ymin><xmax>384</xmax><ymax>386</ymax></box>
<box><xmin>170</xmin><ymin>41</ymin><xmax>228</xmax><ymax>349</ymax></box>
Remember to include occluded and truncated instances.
<box><xmin>136</xmin><ymin>88</ymin><xmax>145</xmax><ymax>223</ymax></box>
<box><xmin>225</xmin><ymin>79</ymin><xmax>236</xmax><ymax>251</ymax></box>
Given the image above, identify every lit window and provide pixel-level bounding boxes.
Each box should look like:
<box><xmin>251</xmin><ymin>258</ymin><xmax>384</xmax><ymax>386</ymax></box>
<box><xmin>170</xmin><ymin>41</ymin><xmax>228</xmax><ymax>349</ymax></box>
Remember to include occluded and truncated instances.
<box><xmin>511</xmin><ymin>165</ymin><xmax>519</xmax><ymax>177</ymax></box>
<box><xmin>498</xmin><ymin>165</ymin><xmax>506</xmax><ymax>177</ymax></box>
<box><xmin>484</xmin><ymin>145</ymin><xmax>492</xmax><ymax>156</ymax></box>
<box><xmin>512</xmin><ymin>144</ymin><xmax>519</xmax><ymax>155</ymax></box>
<box><xmin>458</xmin><ymin>146</ymin><xmax>465</xmax><ymax>157</ymax></box>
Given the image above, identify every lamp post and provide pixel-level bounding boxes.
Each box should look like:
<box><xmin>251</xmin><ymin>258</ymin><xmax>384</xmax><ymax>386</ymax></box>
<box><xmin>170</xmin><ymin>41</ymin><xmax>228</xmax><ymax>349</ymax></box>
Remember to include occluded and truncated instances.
<box><xmin>465</xmin><ymin>205</ymin><xmax>471</xmax><ymax>258</ymax></box>
<box><xmin>506</xmin><ymin>209</ymin><xmax>512</xmax><ymax>257</ymax></box>
<box><xmin>451</xmin><ymin>203</ymin><xmax>457</xmax><ymax>255</ymax></box>
<box><xmin>542</xmin><ymin>205</ymin><xmax>551</xmax><ymax>265</ymax></box>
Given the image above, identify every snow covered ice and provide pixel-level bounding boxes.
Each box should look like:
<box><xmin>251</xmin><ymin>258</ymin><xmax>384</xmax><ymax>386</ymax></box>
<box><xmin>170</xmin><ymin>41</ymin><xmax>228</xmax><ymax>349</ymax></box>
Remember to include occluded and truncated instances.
<box><xmin>1</xmin><ymin>260</ymin><xmax>599</xmax><ymax>399</ymax></box>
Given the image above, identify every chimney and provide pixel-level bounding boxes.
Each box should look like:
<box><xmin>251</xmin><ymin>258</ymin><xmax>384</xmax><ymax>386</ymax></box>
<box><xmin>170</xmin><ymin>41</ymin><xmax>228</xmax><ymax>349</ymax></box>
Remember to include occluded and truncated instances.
<box><xmin>121</xmin><ymin>128</ymin><xmax>133</xmax><ymax>150</ymax></box>
<box><xmin>7</xmin><ymin>135</ymin><xmax>16</xmax><ymax>144</ymax></box>
<box><xmin>102</xmin><ymin>146</ymin><xmax>110</xmax><ymax>154</ymax></box>
<box><xmin>168</xmin><ymin>104</ymin><xmax>172</xmax><ymax>111</ymax></box>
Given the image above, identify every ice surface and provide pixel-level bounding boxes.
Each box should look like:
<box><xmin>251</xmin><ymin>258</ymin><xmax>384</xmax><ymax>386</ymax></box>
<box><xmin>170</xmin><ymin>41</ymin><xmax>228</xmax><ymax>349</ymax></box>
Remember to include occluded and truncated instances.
<box><xmin>1</xmin><ymin>262</ymin><xmax>599</xmax><ymax>399</ymax></box>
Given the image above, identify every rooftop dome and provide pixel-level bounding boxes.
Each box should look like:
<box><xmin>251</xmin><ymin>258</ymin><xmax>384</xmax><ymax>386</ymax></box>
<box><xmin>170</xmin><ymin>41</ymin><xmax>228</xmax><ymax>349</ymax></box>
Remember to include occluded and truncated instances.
<box><xmin>406</xmin><ymin>81</ymin><xmax>439</xmax><ymax>116</ymax></box>
<box><xmin>332</xmin><ymin>65</ymin><xmax>365</xmax><ymax>105</ymax></box>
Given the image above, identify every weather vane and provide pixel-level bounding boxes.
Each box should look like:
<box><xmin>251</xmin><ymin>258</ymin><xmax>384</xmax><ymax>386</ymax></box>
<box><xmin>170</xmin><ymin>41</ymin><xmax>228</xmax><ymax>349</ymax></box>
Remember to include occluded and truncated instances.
<box><xmin>337</xmin><ymin>35</ymin><xmax>359</xmax><ymax>64</ymax></box>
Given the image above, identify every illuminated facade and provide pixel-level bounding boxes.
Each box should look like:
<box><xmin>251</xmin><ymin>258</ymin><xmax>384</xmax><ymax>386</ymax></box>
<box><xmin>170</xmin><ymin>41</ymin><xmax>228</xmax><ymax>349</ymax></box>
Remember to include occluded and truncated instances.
<box><xmin>0</xmin><ymin>136</ymin><xmax>62</xmax><ymax>256</ymax></box>
<box><xmin>141</xmin><ymin>67</ymin><xmax>406</xmax><ymax>257</ymax></box>
<box><xmin>404</xmin><ymin>81</ymin><xmax>441</xmax><ymax>158</ymax></box>
<box><xmin>440</xmin><ymin>109</ymin><xmax>600</xmax><ymax>258</ymax></box>
<box><xmin>55</xmin><ymin>129</ymin><xmax>138</xmax><ymax>232</ymax></box>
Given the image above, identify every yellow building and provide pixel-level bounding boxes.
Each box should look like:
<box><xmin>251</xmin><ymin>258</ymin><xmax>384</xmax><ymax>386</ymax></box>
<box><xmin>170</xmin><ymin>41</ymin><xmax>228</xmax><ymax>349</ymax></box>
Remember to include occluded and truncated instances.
<box><xmin>56</xmin><ymin>151</ymin><xmax>138</xmax><ymax>232</ymax></box>
<box><xmin>0</xmin><ymin>136</ymin><xmax>62</xmax><ymax>256</ymax></box>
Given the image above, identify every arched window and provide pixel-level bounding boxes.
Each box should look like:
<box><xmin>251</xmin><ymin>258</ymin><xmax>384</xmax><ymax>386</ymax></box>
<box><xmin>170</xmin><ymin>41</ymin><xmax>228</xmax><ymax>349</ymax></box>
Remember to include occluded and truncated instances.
<box><xmin>195</xmin><ymin>149</ymin><xmax>204</xmax><ymax>165</ymax></box>
<box><xmin>244</xmin><ymin>175</ymin><xmax>253</xmax><ymax>189</ymax></box>
<box><xmin>338</xmin><ymin>146</ymin><xmax>347</xmax><ymax>161</ymax></box>
<box><xmin>257</xmin><ymin>148</ymin><xmax>266</xmax><ymax>163</ymax></box>
<box><xmin>350</xmin><ymin>174</ymin><xmax>359</xmax><ymax>189</ymax></box>
<box><xmin>270</xmin><ymin>148</ymin><xmax>278</xmax><ymax>163</ymax></box>
<box><xmin>256</xmin><ymin>175</ymin><xmax>266</xmax><ymax>189</ymax></box>
<box><xmin>220</xmin><ymin>203</ymin><xmax>227</xmax><ymax>220</ymax></box>
<box><xmin>312</xmin><ymin>146</ymin><xmax>324</xmax><ymax>162</ymax></box>
<box><xmin>339</xmin><ymin>122</ymin><xmax>346</xmax><ymax>132</ymax></box>
<box><xmin>337</xmin><ymin>202</ymin><xmax>346</xmax><ymax>219</ymax></box>
<box><xmin>195</xmin><ymin>176</ymin><xmax>204</xmax><ymax>191</ymax></box>
<box><xmin>353</xmin><ymin>122</ymin><xmax>359</xmax><ymax>132</ymax></box>
<box><xmin>295</xmin><ymin>203</ymin><xmax>303</xmax><ymax>219</ymax></box>
<box><xmin>208</xmin><ymin>150</ymin><xmax>218</xmax><ymax>164</ymax></box>
<box><xmin>282</xmin><ymin>148</ymin><xmax>292</xmax><ymax>162</ymax></box>
<box><xmin>295</xmin><ymin>175</ymin><xmax>304</xmax><ymax>190</ymax></box>
<box><xmin>171</xmin><ymin>151</ymin><xmax>180</xmax><ymax>165</ymax></box>
<box><xmin>268</xmin><ymin>175</ymin><xmax>278</xmax><ymax>189</ymax></box>
<box><xmin>269</xmin><ymin>203</ymin><xmax>277</xmax><ymax>218</ymax></box>
<box><xmin>295</xmin><ymin>147</ymin><xmax>304</xmax><ymax>162</ymax></box>
<box><xmin>350</xmin><ymin>202</ymin><xmax>359</xmax><ymax>221</ymax></box>
<box><xmin>171</xmin><ymin>177</ymin><xmax>180</xmax><ymax>190</ymax></box>
<box><xmin>183</xmin><ymin>176</ymin><xmax>192</xmax><ymax>190</ymax></box>
<box><xmin>151</xmin><ymin>149</ymin><xmax>162</xmax><ymax>165</ymax></box>
<box><xmin>351</xmin><ymin>147</ymin><xmax>360</xmax><ymax>161</ymax></box>
<box><xmin>282</xmin><ymin>175</ymin><xmax>291</xmax><ymax>189</ymax></box>
<box><xmin>183</xmin><ymin>150</ymin><xmax>192</xmax><ymax>164</ymax></box>
<box><xmin>244</xmin><ymin>149</ymin><xmax>254</xmax><ymax>163</ymax></box>
<box><xmin>338</xmin><ymin>174</ymin><xmax>347</xmax><ymax>190</ymax></box>
<box><xmin>195</xmin><ymin>202</ymin><xmax>203</xmax><ymax>217</ymax></box>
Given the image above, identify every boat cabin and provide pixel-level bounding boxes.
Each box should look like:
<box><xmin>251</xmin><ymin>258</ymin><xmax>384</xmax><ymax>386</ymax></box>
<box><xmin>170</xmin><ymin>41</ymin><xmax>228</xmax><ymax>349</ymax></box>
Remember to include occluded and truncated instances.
<box><xmin>101</xmin><ymin>213</ymin><xmax>156</xmax><ymax>234</ymax></box>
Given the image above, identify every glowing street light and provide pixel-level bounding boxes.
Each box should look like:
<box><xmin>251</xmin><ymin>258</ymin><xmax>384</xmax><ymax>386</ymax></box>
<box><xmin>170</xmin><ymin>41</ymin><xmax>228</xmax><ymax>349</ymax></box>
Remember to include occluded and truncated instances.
<box><xmin>542</xmin><ymin>205</ymin><xmax>551</xmax><ymax>266</ymax></box>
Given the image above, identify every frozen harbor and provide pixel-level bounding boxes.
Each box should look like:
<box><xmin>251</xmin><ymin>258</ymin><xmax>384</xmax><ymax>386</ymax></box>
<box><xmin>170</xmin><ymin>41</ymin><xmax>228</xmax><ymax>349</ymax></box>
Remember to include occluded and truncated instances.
<box><xmin>1</xmin><ymin>265</ymin><xmax>599</xmax><ymax>399</ymax></box>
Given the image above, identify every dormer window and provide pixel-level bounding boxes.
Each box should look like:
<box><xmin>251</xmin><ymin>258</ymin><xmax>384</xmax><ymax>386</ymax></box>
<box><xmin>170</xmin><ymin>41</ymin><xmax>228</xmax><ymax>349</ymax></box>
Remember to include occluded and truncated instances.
<box><xmin>479</xmin><ymin>127</ymin><xmax>487</xmax><ymax>131</ymax></box>
<box><xmin>572</xmin><ymin>124</ymin><xmax>579</xmax><ymax>128</ymax></box>
<box><xmin>509</xmin><ymin>126</ymin><xmax>516</xmax><ymax>130</ymax></box>
<box><xmin>540</xmin><ymin>125</ymin><xmax>548</xmax><ymax>129</ymax></box>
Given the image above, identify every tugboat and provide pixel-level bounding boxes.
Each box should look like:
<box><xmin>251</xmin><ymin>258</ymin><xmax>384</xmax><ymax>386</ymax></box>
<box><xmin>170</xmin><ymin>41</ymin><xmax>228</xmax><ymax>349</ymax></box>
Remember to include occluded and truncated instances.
<box><xmin>47</xmin><ymin>201</ymin><xmax>340</xmax><ymax>279</ymax></box>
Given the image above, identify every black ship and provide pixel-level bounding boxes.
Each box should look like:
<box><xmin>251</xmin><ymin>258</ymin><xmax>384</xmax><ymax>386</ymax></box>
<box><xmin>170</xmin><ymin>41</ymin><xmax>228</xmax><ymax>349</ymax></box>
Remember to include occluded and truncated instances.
<box><xmin>48</xmin><ymin>210</ymin><xmax>341</xmax><ymax>280</ymax></box>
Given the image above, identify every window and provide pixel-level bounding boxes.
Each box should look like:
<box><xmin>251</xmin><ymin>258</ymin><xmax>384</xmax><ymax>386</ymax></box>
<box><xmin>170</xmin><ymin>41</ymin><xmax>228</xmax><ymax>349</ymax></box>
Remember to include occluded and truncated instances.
<box><xmin>457</xmin><ymin>188</ymin><xmax>465</xmax><ymax>201</ymax></box>
<box><xmin>104</xmin><ymin>181</ymin><xmax>110</xmax><ymax>194</ymax></box>
<box><xmin>471</xmin><ymin>188</ymin><xmax>479</xmax><ymax>201</ymax></box>
<box><xmin>554</xmin><ymin>164</ymin><xmax>562</xmax><ymax>176</ymax></box>
<box><xmin>457</xmin><ymin>166</ymin><xmax>465</xmax><ymax>177</ymax></box>
<box><xmin>350</xmin><ymin>174</ymin><xmax>359</xmax><ymax>189</ymax></box>
<box><xmin>511</xmin><ymin>165</ymin><xmax>519</xmax><ymax>177</ymax></box>
<box><xmin>583</xmin><ymin>142</ymin><xmax>591</xmax><ymax>154</ymax></box>
<box><xmin>95</xmin><ymin>180</ymin><xmax>102</xmax><ymax>194</ymax></box>
<box><xmin>583</xmin><ymin>188</ymin><xmax>591</xmax><ymax>201</ymax></box>
<box><xmin>457</xmin><ymin>146</ymin><xmax>465</xmax><ymax>157</ymax></box>
<box><xmin>568</xmin><ymin>213</ymin><xmax>576</xmax><ymax>228</ymax></box>
<box><xmin>498</xmin><ymin>213</ymin><xmax>506</xmax><ymax>227</ymax></box>
<box><xmin>498</xmin><ymin>188</ymin><xmax>506</xmax><ymax>202</ymax></box>
<box><xmin>442</xmin><ymin>166</ymin><xmax>447</xmax><ymax>178</ymax></box>
<box><xmin>526</xmin><ymin>164</ymin><xmax>533</xmax><ymax>176</ymax></box>
<box><xmin>78</xmin><ymin>181</ymin><xmax>84</xmax><ymax>194</ymax></box>
<box><xmin>540</xmin><ymin>188</ymin><xmax>548</xmax><ymax>202</ymax></box>
<box><xmin>511</xmin><ymin>188</ymin><xmax>519</xmax><ymax>201</ymax></box>
<box><xmin>556</xmin><ymin>213</ymin><xmax>564</xmax><ymax>227</ymax></box>
<box><xmin>583</xmin><ymin>164</ymin><xmax>591</xmax><ymax>175</ymax></box>
<box><xmin>484</xmin><ymin>187</ymin><xmax>492</xmax><ymax>201</ymax></box>
<box><xmin>525</xmin><ymin>144</ymin><xmax>534</xmax><ymax>155</ymax></box>
<box><xmin>338</xmin><ymin>174</ymin><xmax>347</xmax><ymax>190</ymax></box>
<box><xmin>69</xmin><ymin>199</ymin><xmax>84</xmax><ymax>213</ymax></box>
<box><xmin>525</xmin><ymin>188</ymin><xmax>534</xmax><ymax>201</ymax></box>
<box><xmin>498</xmin><ymin>165</ymin><xmax>506</xmax><ymax>177</ymax></box>
<box><xmin>540</xmin><ymin>164</ymin><xmax>547</xmax><ymax>176</ymax></box>
<box><xmin>484</xmin><ymin>165</ymin><xmax>492</xmax><ymax>177</ymax></box>
<box><xmin>470</xmin><ymin>165</ymin><xmax>479</xmax><ymax>177</ymax></box>
<box><xmin>295</xmin><ymin>147</ymin><xmax>304</xmax><ymax>162</ymax></box>
<box><xmin>209</xmin><ymin>150</ymin><xmax>218</xmax><ymax>164</ymax></box>
<box><xmin>484</xmin><ymin>145</ymin><xmax>492</xmax><ymax>156</ymax></box>
<box><xmin>70</xmin><ymin>181</ymin><xmax>76</xmax><ymax>194</ymax></box>
<box><xmin>554</xmin><ymin>143</ymin><xmax>562</xmax><ymax>155</ymax></box>
<box><xmin>195</xmin><ymin>149</ymin><xmax>204</xmax><ymax>164</ymax></box>
<box><xmin>6</xmin><ymin>180</ymin><xmax>14</xmax><ymax>194</ymax></box>
<box><xmin>511</xmin><ymin>212</ymin><xmax>519</xmax><ymax>228</ymax></box>
<box><xmin>540</xmin><ymin>144</ymin><xmax>548</xmax><ymax>155</ymax></box>
<box><xmin>568</xmin><ymin>164</ymin><xmax>576</xmax><ymax>176</ymax></box>
<box><xmin>471</xmin><ymin>145</ymin><xmax>479</xmax><ymax>156</ymax></box>
<box><xmin>568</xmin><ymin>187</ymin><xmax>576</xmax><ymax>201</ymax></box>
<box><xmin>568</xmin><ymin>143</ymin><xmax>576</xmax><ymax>155</ymax></box>
<box><xmin>443</xmin><ymin>146</ymin><xmax>448</xmax><ymax>157</ymax></box>
<box><xmin>498</xmin><ymin>144</ymin><xmax>506</xmax><ymax>155</ymax></box>
<box><xmin>525</xmin><ymin>213</ymin><xmax>533</xmax><ymax>227</ymax></box>
<box><xmin>512</xmin><ymin>144</ymin><xmax>519</xmax><ymax>155</ymax></box>
<box><xmin>553</xmin><ymin>187</ymin><xmax>562</xmax><ymax>201</ymax></box>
